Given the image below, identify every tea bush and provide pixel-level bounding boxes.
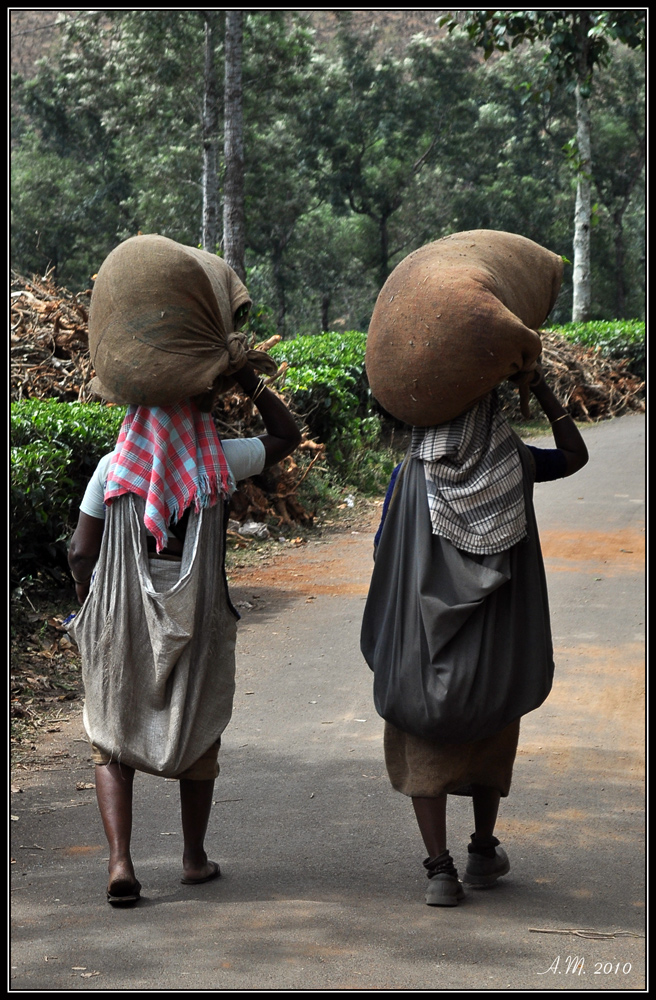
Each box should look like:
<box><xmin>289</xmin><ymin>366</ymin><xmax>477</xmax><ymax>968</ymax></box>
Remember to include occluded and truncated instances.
<box><xmin>10</xmin><ymin>400</ymin><xmax>125</xmax><ymax>585</ymax></box>
<box><xmin>270</xmin><ymin>330</ymin><xmax>397</xmax><ymax>489</ymax></box>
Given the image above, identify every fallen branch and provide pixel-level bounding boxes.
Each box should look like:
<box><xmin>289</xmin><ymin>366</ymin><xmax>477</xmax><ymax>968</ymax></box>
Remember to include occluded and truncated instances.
<box><xmin>274</xmin><ymin>449</ymin><xmax>324</xmax><ymax>498</ymax></box>
<box><xmin>528</xmin><ymin>927</ymin><xmax>644</xmax><ymax>940</ymax></box>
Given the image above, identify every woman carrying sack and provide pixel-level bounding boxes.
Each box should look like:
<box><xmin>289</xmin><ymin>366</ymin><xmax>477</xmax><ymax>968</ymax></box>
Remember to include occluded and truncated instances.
<box><xmin>360</xmin><ymin>367</ymin><xmax>588</xmax><ymax>907</ymax></box>
<box><xmin>68</xmin><ymin>236</ymin><xmax>300</xmax><ymax>906</ymax></box>
<box><xmin>69</xmin><ymin>363</ymin><xmax>300</xmax><ymax>902</ymax></box>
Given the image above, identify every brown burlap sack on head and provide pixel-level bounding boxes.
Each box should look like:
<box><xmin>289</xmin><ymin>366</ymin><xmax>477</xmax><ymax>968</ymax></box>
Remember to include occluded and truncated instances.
<box><xmin>87</xmin><ymin>234</ymin><xmax>278</xmax><ymax>406</ymax></box>
<box><xmin>365</xmin><ymin>230</ymin><xmax>563</xmax><ymax>427</ymax></box>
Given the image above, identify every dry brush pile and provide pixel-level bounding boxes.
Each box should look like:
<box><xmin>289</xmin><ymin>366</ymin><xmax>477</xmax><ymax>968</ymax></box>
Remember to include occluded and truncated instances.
<box><xmin>496</xmin><ymin>330</ymin><xmax>645</xmax><ymax>423</ymax></box>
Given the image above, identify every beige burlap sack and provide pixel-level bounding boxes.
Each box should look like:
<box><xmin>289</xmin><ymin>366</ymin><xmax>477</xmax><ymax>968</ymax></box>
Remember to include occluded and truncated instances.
<box><xmin>87</xmin><ymin>234</ymin><xmax>278</xmax><ymax>406</ymax></box>
<box><xmin>365</xmin><ymin>230</ymin><xmax>563</xmax><ymax>427</ymax></box>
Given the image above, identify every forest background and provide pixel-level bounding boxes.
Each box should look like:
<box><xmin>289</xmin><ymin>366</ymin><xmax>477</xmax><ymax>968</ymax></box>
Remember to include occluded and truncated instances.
<box><xmin>11</xmin><ymin>9</ymin><xmax>646</xmax><ymax>330</ymax></box>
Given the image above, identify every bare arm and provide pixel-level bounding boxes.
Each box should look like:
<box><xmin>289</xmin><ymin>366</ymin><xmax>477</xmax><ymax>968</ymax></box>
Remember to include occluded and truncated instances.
<box><xmin>231</xmin><ymin>362</ymin><xmax>302</xmax><ymax>468</ymax></box>
<box><xmin>528</xmin><ymin>367</ymin><xmax>589</xmax><ymax>477</ymax></box>
<box><xmin>68</xmin><ymin>511</ymin><xmax>105</xmax><ymax>605</ymax></box>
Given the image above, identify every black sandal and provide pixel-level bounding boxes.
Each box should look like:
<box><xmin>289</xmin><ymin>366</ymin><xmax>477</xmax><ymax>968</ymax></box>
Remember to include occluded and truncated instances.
<box><xmin>107</xmin><ymin>878</ymin><xmax>142</xmax><ymax>906</ymax></box>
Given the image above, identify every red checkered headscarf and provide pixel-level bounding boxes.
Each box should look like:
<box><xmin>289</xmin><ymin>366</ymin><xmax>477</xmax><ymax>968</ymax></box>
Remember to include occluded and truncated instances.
<box><xmin>104</xmin><ymin>401</ymin><xmax>231</xmax><ymax>552</ymax></box>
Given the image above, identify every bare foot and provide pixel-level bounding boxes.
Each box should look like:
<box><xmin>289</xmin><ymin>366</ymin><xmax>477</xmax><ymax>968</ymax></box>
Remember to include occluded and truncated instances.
<box><xmin>107</xmin><ymin>858</ymin><xmax>139</xmax><ymax>901</ymax></box>
<box><xmin>180</xmin><ymin>859</ymin><xmax>221</xmax><ymax>885</ymax></box>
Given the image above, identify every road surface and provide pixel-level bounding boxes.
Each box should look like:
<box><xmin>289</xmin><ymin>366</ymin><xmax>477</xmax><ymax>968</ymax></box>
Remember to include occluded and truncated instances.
<box><xmin>10</xmin><ymin>413</ymin><xmax>645</xmax><ymax>991</ymax></box>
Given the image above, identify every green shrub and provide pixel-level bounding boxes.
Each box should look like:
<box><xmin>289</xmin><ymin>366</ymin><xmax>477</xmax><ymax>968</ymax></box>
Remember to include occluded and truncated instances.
<box><xmin>271</xmin><ymin>331</ymin><xmax>389</xmax><ymax>487</ymax></box>
<box><xmin>10</xmin><ymin>400</ymin><xmax>126</xmax><ymax>585</ymax></box>
<box><xmin>11</xmin><ymin>440</ymin><xmax>75</xmax><ymax>574</ymax></box>
<box><xmin>271</xmin><ymin>329</ymin><xmax>368</xmax><ymax>371</ymax></box>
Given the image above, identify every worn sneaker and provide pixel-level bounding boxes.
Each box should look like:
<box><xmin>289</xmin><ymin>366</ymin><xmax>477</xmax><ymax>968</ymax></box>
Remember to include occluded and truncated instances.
<box><xmin>423</xmin><ymin>851</ymin><xmax>465</xmax><ymax>906</ymax></box>
<box><xmin>463</xmin><ymin>835</ymin><xmax>510</xmax><ymax>887</ymax></box>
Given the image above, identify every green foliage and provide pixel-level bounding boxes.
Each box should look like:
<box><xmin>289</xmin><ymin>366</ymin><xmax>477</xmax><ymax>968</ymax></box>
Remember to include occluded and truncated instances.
<box><xmin>440</xmin><ymin>12</ymin><xmax>645</xmax><ymax>325</ymax></box>
<box><xmin>271</xmin><ymin>329</ymin><xmax>367</xmax><ymax>370</ymax></box>
<box><xmin>271</xmin><ymin>331</ymin><xmax>393</xmax><ymax>490</ymax></box>
<box><xmin>441</xmin><ymin>44</ymin><xmax>575</xmax><ymax>289</ymax></box>
<box><xmin>446</xmin><ymin>10</ymin><xmax>646</xmax><ymax>85</ymax></box>
<box><xmin>587</xmin><ymin>48</ymin><xmax>645</xmax><ymax>320</ymax></box>
<box><xmin>10</xmin><ymin>127</ymin><xmax>130</xmax><ymax>289</ymax></box>
<box><xmin>10</xmin><ymin>10</ymin><xmax>318</xmax><ymax>292</ymax></box>
<box><xmin>300</xmin><ymin>29</ymin><xmax>479</xmax><ymax>288</ymax></box>
<box><xmin>11</xmin><ymin>12</ymin><xmax>136</xmax><ymax>288</ymax></box>
<box><xmin>10</xmin><ymin>400</ymin><xmax>125</xmax><ymax>584</ymax></box>
<box><xmin>272</xmin><ymin>331</ymin><xmax>371</xmax><ymax>444</ymax></box>
<box><xmin>11</xmin><ymin>440</ymin><xmax>75</xmax><ymax>571</ymax></box>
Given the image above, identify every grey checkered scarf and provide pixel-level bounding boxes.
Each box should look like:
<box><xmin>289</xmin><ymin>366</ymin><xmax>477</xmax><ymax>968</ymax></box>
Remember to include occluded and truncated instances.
<box><xmin>410</xmin><ymin>392</ymin><xmax>527</xmax><ymax>555</ymax></box>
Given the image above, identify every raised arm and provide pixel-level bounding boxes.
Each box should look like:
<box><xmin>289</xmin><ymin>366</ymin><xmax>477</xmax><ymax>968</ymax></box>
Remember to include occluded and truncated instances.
<box><xmin>231</xmin><ymin>362</ymin><xmax>302</xmax><ymax>468</ymax></box>
<box><xmin>529</xmin><ymin>366</ymin><xmax>589</xmax><ymax>476</ymax></box>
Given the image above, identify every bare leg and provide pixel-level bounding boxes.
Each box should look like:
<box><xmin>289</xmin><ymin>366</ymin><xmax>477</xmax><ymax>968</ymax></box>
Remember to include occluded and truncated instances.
<box><xmin>94</xmin><ymin>762</ymin><xmax>138</xmax><ymax>893</ymax></box>
<box><xmin>471</xmin><ymin>784</ymin><xmax>501</xmax><ymax>840</ymax></box>
<box><xmin>413</xmin><ymin>793</ymin><xmax>463</xmax><ymax>904</ymax></box>
<box><xmin>179</xmin><ymin>778</ymin><xmax>218</xmax><ymax>883</ymax></box>
<box><xmin>464</xmin><ymin>784</ymin><xmax>509</xmax><ymax>885</ymax></box>
<box><xmin>412</xmin><ymin>793</ymin><xmax>448</xmax><ymax>856</ymax></box>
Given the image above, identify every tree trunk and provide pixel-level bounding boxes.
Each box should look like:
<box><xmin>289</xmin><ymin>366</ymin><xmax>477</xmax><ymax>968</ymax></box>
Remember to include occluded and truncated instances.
<box><xmin>223</xmin><ymin>10</ymin><xmax>246</xmax><ymax>283</ymax></box>
<box><xmin>201</xmin><ymin>12</ymin><xmax>220</xmax><ymax>253</ymax></box>
<box><xmin>571</xmin><ymin>82</ymin><xmax>592</xmax><ymax>321</ymax></box>
<box><xmin>378</xmin><ymin>214</ymin><xmax>390</xmax><ymax>290</ymax></box>
<box><xmin>272</xmin><ymin>245</ymin><xmax>287</xmax><ymax>337</ymax></box>
<box><xmin>321</xmin><ymin>293</ymin><xmax>331</xmax><ymax>333</ymax></box>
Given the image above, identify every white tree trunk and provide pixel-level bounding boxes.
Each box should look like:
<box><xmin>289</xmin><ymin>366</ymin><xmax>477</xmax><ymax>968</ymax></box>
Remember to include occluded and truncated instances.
<box><xmin>572</xmin><ymin>82</ymin><xmax>592</xmax><ymax>321</ymax></box>
<box><xmin>201</xmin><ymin>13</ymin><xmax>219</xmax><ymax>253</ymax></box>
<box><xmin>223</xmin><ymin>10</ymin><xmax>246</xmax><ymax>283</ymax></box>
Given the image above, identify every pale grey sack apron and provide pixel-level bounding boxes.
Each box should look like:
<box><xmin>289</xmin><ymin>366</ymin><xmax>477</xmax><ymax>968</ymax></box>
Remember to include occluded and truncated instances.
<box><xmin>70</xmin><ymin>494</ymin><xmax>238</xmax><ymax>777</ymax></box>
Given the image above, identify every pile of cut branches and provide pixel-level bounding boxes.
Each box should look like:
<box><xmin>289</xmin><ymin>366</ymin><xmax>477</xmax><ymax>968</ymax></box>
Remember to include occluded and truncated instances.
<box><xmin>540</xmin><ymin>331</ymin><xmax>645</xmax><ymax>420</ymax></box>
<box><xmin>11</xmin><ymin>269</ymin><xmax>94</xmax><ymax>402</ymax></box>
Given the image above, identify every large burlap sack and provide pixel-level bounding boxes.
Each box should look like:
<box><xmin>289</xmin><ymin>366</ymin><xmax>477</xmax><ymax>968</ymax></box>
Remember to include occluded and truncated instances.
<box><xmin>87</xmin><ymin>234</ymin><xmax>278</xmax><ymax>406</ymax></box>
<box><xmin>365</xmin><ymin>230</ymin><xmax>563</xmax><ymax>427</ymax></box>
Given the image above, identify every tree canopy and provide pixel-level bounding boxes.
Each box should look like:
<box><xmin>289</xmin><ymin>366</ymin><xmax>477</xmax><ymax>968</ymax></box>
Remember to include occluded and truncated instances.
<box><xmin>11</xmin><ymin>10</ymin><xmax>645</xmax><ymax>330</ymax></box>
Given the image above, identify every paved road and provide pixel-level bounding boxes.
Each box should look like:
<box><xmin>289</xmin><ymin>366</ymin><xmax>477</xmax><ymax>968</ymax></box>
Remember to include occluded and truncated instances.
<box><xmin>10</xmin><ymin>414</ymin><xmax>645</xmax><ymax>991</ymax></box>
